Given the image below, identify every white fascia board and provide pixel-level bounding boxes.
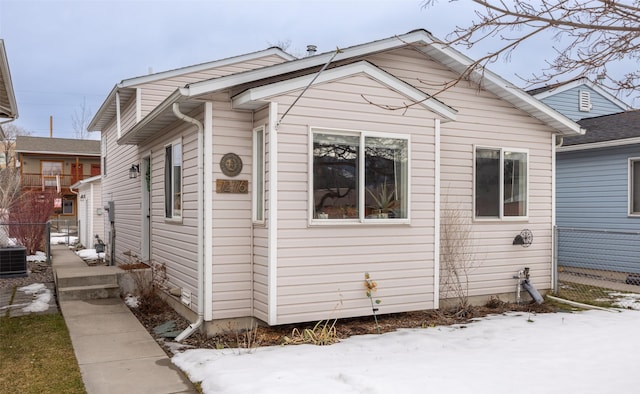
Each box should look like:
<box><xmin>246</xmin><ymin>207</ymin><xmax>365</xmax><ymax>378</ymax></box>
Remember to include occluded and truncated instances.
<box><xmin>419</xmin><ymin>40</ymin><xmax>584</xmax><ymax>136</ymax></box>
<box><xmin>70</xmin><ymin>175</ymin><xmax>102</xmax><ymax>189</ymax></box>
<box><xmin>557</xmin><ymin>137</ymin><xmax>640</xmax><ymax>152</ymax></box>
<box><xmin>88</xmin><ymin>47</ymin><xmax>294</xmax><ymax>131</ymax></box>
<box><xmin>232</xmin><ymin>61</ymin><xmax>457</xmax><ymax>121</ymax></box>
<box><xmin>0</xmin><ymin>40</ymin><xmax>18</xmax><ymax>120</ymax></box>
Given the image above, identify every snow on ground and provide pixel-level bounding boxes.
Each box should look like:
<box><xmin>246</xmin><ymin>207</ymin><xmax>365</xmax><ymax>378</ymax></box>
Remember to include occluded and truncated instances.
<box><xmin>26</xmin><ymin>251</ymin><xmax>47</xmax><ymax>263</ymax></box>
<box><xmin>75</xmin><ymin>248</ymin><xmax>105</xmax><ymax>261</ymax></box>
<box><xmin>50</xmin><ymin>232</ymin><xmax>77</xmax><ymax>245</ymax></box>
<box><xmin>17</xmin><ymin>283</ymin><xmax>52</xmax><ymax>312</ymax></box>
<box><xmin>173</xmin><ymin>308</ymin><xmax>640</xmax><ymax>394</ymax></box>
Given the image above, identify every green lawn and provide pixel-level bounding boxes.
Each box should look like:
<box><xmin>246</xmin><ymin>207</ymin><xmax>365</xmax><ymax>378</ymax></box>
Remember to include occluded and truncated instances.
<box><xmin>0</xmin><ymin>313</ymin><xmax>85</xmax><ymax>393</ymax></box>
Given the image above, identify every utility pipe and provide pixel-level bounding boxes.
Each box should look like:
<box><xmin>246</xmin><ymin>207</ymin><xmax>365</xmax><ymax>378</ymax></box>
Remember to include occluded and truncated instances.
<box><xmin>173</xmin><ymin>103</ymin><xmax>205</xmax><ymax>342</ymax></box>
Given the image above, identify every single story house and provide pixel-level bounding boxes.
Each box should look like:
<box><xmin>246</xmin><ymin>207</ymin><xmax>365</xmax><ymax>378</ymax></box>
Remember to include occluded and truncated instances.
<box><xmin>89</xmin><ymin>29</ymin><xmax>582</xmax><ymax>335</ymax></box>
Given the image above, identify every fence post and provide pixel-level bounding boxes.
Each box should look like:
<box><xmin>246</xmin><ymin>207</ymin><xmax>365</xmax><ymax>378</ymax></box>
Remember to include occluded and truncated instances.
<box><xmin>46</xmin><ymin>221</ymin><xmax>51</xmax><ymax>264</ymax></box>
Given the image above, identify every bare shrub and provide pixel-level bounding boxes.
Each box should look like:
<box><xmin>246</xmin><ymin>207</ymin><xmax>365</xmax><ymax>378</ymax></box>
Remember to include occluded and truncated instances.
<box><xmin>440</xmin><ymin>197</ymin><xmax>477</xmax><ymax>317</ymax></box>
<box><xmin>8</xmin><ymin>190</ymin><xmax>57</xmax><ymax>254</ymax></box>
<box><xmin>120</xmin><ymin>260</ymin><xmax>168</xmax><ymax>314</ymax></box>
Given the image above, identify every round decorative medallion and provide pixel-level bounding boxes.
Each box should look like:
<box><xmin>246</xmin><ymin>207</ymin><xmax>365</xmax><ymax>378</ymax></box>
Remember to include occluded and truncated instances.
<box><xmin>220</xmin><ymin>153</ymin><xmax>243</xmax><ymax>177</ymax></box>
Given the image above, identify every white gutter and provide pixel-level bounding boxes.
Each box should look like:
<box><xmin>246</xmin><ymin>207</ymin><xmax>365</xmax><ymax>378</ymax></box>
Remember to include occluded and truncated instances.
<box><xmin>557</xmin><ymin>136</ymin><xmax>640</xmax><ymax>152</ymax></box>
<box><xmin>433</xmin><ymin>118</ymin><xmax>441</xmax><ymax>309</ymax></box>
<box><xmin>173</xmin><ymin>102</ymin><xmax>205</xmax><ymax>341</ymax></box>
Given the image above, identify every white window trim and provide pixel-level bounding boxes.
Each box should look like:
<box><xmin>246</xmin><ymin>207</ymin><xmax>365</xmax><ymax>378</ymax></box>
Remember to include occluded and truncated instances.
<box><xmin>308</xmin><ymin>126</ymin><xmax>411</xmax><ymax>226</ymax></box>
<box><xmin>252</xmin><ymin>125</ymin><xmax>266</xmax><ymax>224</ymax></box>
<box><xmin>164</xmin><ymin>138</ymin><xmax>183</xmax><ymax>223</ymax></box>
<box><xmin>473</xmin><ymin>145</ymin><xmax>529</xmax><ymax>221</ymax></box>
<box><xmin>629</xmin><ymin>157</ymin><xmax>640</xmax><ymax>217</ymax></box>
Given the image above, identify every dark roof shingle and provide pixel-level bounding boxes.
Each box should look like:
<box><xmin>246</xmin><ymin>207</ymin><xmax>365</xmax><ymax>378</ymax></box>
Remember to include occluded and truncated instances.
<box><xmin>562</xmin><ymin>110</ymin><xmax>640</xmax><ymax>146</ymax></box>
<box><xmin>15</xmin><ymin>136</ymin><xmax>100</xmax><ymax>155</ymax></box>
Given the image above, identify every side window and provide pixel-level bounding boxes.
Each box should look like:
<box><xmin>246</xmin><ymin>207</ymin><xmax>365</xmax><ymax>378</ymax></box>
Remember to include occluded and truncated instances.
<box><xmin>630</xmin><ymin>158</ymin><xmax>640</xmax><ymax>215</ymax></box>
<box><xmin>475</xmin><ymin>147</ymin><xmax>528</xmax><ymax>219</ymax></box>
<box><xmin>253</xmin><ymin>127</ymin><xmax>265</xmax><ymax>222</ymax></box>
<box><xmin>164</xmin><ymin>140</ymin><xmax>182</xmax><ymax>219</ymax></box>
<box><xmin>312</xmin><ymin>130</ymin><xmax>409</xmax><ymax>221</ymax></box>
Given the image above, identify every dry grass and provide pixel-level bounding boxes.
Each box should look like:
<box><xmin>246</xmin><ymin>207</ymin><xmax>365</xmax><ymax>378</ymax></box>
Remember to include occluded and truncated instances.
<box><xmin>0</xmin><ymin>314</ymin><xmax>84</xmax><ymax>393</ymax></box>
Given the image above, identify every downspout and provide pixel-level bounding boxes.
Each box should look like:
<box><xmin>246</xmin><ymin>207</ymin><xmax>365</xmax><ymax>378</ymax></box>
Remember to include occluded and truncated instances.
<box><xmin>173</xmin><ymin>102</ymin><xmax>205</xmax><ymax>341</ymax></box>
<box><xmin>433</xmin><ymin>118</ymin><xmax>441</xmax><ymax>309</ymax></box>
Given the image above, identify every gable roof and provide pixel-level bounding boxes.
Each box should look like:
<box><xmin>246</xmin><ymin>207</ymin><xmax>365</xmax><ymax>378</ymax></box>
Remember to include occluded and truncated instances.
<box><xmin>0</xmin><ymin>40</ymin><xmax>18</xmax><ymax>121</ymax></box>
<box><xmin>15</xmin><ymin>136</ymin><xmax>100</xmax><ymax>156</ymax></box>
<box><xmin>118</xmin><ymin>29</ymin><xmax>583</xmax><ymax>145</ymax></box>
<box><xmin>558</xmin><ymin>110</ymin><xmax>640</xmax><ymax>151</ymax></box>
<box><xmin>88</xmin><ymin>47</ymin><xmax>295</xmax><ymax>131</ymax></box>
<box><xmin>528</xmin><ymin>77</ymin><xmax>631</xmax><ymax>112</ymax></box>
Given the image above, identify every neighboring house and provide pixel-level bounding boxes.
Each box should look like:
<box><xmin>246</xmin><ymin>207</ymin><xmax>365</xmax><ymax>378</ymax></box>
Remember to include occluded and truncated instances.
<box><xmin>15</xmin><ymin>136</ymin><xmax>101</xmax><ymax>222</ymax></box>
<box><xmin>89</xmin><ymin>29</ymin><xmax>581</xmax><ymax>334</ymax></box>
<box><xmin>556</xmin><ymin>110</ymin><xmax>640</xmax><ymax>274</ymax></box>
<box><xmin>528</xmin><ymin>77</ymin><xmax>631</xmax><ymax>121</ymax></box>
<box><xmin>70</xmin><ymin>175</ymin><xmax>104</xmax><ymax>249</ymax></box>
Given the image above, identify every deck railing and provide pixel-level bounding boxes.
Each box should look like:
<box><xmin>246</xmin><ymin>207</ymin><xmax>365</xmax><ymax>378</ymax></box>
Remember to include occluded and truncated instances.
<box><xmin>20</xmin><ymin>173</ymin><xmax>87</xmax><ymax>189</ymax></box>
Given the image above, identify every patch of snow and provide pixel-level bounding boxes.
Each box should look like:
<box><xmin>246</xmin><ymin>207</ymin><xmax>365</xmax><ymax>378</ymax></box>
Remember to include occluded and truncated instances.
<box><xmin>27</xmin><ymin>251</ymin><xmax>47</xmax><ymax>262</ymax></box>
<box><xmin>124</xmin><ymin>294</ymin><xmax>139</xmax><ymax>308</ymax></box>
<box><xmin>76</xmin><ymin>248</ymin><xmax>105</xmax><ymax>261</ymax></box>
<box><xmin>17</xmin><ymin>283</ymin><xmax>51</xmax><ymax>313</ymax></box>
<box><xmin>172</xmin><ymin>310</ymin><xmax>640</xmax><ymax>394</ymax></box>
<box><xmin>608</xmin><ymin>292</ymin><xmax>640</xmax><ymax>310</ymax></box>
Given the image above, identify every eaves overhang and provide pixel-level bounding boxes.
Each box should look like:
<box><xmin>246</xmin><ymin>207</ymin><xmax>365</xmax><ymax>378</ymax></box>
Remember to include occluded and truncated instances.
<box><xmin>120</xmin><ymin>29</ymin><xmax>584</xmax><ymax>144</ymax></box>
<box><xmin>0</xmin><ymin>40</ymin><xmax>18</xmax><ymax>121</ymax></box>
<box><xmin>88</xmin><ymin>47</ymin><xmax>295</xmax><ymax>132</ymax></box>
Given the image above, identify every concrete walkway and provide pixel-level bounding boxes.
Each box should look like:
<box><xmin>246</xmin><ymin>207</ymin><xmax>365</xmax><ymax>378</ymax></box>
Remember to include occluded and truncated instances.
<box><xmin>51</xmin><ymin>245</ymin><xmax>196</xmax><ymax>394</ymax></box>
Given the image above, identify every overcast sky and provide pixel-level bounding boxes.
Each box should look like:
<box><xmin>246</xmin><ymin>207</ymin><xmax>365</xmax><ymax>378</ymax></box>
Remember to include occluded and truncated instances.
<box><xmin>0</xmin><ymin>1</ymin><xmax>634</xmax><ymax>140</ymax></box>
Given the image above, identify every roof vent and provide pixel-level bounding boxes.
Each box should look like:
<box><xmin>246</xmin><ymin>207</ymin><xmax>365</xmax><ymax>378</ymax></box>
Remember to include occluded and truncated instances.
<box><xmin>579</xmin><ymin>90</ymin><xmax>592</xmax><ymax>112</ymax></box>
<box><xmin>306</xmin><ymin>45</ymin><xmax>317</xmax><ymax>57</ymax></box>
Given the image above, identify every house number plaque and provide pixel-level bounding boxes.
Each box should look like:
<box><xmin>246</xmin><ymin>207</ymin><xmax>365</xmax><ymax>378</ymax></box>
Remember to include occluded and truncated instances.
<box><xmin>216</xmin><ymin>179</ymin><xmax>249</xmax><ymax>194</ymax></box>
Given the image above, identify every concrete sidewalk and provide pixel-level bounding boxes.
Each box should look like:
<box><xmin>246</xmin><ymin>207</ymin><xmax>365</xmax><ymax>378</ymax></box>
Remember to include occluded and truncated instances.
<box><xmin>52</xmin><ymin>245</ymin><xmax>196</xmax><ymax>394</ymax></box>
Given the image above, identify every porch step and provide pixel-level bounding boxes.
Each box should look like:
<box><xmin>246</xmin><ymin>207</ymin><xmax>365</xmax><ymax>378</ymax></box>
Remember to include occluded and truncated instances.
<box><xmin>55</xmin><ymin>266</ymin><xmax>122</xmax><ymax>301</ymax></box>
<box><xmin>57</xmin><ymin>283</ymin><xmax>121</xmax><ymax>301</ymax></box>
<box><xmin>56</xmin><ymin>267</ymin><xmax>120</xmax><ymax>288</ymax></box>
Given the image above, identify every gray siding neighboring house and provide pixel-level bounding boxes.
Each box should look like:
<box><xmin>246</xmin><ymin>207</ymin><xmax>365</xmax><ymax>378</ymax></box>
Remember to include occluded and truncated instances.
<box><xmin>529</xmin><ymin>77</ymin><xmax>630</xmax><ymax>121</ymax></box>
<box><xmin>90</xmin><ymin>29</ymin><xmax>582</xmax><ymax>335</ymax></box>
<box><xmin>556</xmin><ymin>110</ymin><xmax>640</xmax><ymax>274</ymax></box>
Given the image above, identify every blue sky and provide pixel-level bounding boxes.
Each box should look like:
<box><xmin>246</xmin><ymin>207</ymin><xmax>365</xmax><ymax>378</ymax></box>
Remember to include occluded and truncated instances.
<box><xmin>0</xmin><ymin>0</ymin><xmax>634</xmax><ymax>139</ymax></box>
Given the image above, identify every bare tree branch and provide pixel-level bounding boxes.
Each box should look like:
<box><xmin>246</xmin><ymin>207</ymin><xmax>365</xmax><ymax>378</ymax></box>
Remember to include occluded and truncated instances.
<box><xmin>424</xmin><ymin>0</ymin><xmax>640</xmax><ymax>95</ymax></box>
<box><xmin>71</xmin><ymin>97</ymin><xmax>93</xmax><ymax>139</ymax></box>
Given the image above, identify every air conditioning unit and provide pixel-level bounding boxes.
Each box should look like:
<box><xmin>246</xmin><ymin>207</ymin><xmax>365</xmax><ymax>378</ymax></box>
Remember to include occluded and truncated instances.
<box><xmin>0</xmin><ymin>246</ymin><xmax>27</xmax><ymax>278</ymax></box>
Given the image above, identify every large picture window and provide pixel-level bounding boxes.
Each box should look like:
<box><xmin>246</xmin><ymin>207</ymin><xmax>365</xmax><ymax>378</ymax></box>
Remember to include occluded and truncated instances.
<box><xmin>41</xmin><ymin>161</ymin><xmax>63</xmax><ymax>187</ymax></box>
<box><xmin>312</xmin><ymin>130</ymin><xmax>408</xmax><ymax>221</ymax></box>
<box><xmin>630</xmin><ymin>158</ymin><xmax>640</xmax><ymax>215</ymax></box>
<box><xmin>475</xmin><ymin>147</ymin><xmax>528</xmax><ymax>219</ymax></box>
<box><xmin>164</xmin><ymin>140</ymin><xmax>182</xmax><ymax>219</ymax></box>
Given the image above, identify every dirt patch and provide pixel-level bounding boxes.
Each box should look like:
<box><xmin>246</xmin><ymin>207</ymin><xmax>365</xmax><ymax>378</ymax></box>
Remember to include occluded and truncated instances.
<box><xmin>129</xmin><ymin>294</ymin><xmax>556</xmax><ymax>354</ymax></box>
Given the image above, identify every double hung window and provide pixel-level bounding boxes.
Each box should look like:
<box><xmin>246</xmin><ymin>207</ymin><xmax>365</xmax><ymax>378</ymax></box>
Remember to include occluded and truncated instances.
<box><xmin>312</xmin><ymin>129</ymin><xmax>409</xmax><ymax>222</ymax></box>
<box><xmin>475</xmin><ymin>147</ymin><xmax>528</xmax><ymax>219</ymax></box>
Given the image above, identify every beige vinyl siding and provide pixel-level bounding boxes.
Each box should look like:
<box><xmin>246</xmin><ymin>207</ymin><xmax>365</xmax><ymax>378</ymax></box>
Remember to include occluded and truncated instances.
<box><xmin>91</xmin><ymin>181</ymin><xmax>103</xmax><ymax>244</ymax></box>
<box><xmin>101</xmin><ymin>103</ymin><xmax>143</xmax><ymax>265</ymax></box>
<box><xmin>367</xmin><ymin>48</ymin><xmax>555</xmax><ymax>297</ymax></box>
<box><xmin>252</xmin><ymin>106</ymin><xmax>270</xmax><ymax>323</ymax></box>
<box><xmin>143</xmin><ymin>120</ymin><xmax>200</xmax><ymax>310</ymax></box>
<box><xmin>208</xmin><ymin>95</ymin><xmax>255</xmax><ymax>320</ymax></box>
<box><xmin>267</xmin><ymin>74</ymin><xmax>438</xmax><ymax>325</ymax></box>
